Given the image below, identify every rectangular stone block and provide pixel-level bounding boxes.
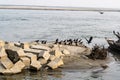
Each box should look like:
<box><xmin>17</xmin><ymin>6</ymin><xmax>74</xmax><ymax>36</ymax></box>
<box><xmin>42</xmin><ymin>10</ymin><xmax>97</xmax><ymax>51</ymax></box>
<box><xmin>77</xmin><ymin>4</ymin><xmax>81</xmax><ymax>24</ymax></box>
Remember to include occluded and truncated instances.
<box><xmin>1</xmin><ymin>57</ymin><xmax>14</xmax><ymax>69</ymax></box>
<box><xmin>22</xmin><ymin>42</ymin><xmax>30</xmax><ymax>49</ymax></box>
<box><xmin>0</xmin><ymin>63</ymin><xmax>6</xmax><ymax>73</ymax></box>
<box><xmin>24</xmin><ymin>49</ymin><xmax>42</xmax><ymax>54</ymax></box>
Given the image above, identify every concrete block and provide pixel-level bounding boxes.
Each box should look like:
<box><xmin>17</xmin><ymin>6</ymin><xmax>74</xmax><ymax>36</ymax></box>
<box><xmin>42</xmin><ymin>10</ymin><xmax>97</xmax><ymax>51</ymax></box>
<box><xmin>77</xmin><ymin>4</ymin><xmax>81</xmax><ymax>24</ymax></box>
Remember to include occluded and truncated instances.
<box><xmin>38</xmin><ymin>58</ymin><xmax>47</xmax><ymax>65</ymax></box>
<box><xmin>30</xmin><ymin>60</ymin><xmax>42</xmax><ymax>70</ymax></box>
<box><xmin>1</xmin><ymin>57</ymin><xmax>14</xmax><ymax>69</ymax></box>
<box><xmin>49</xmin><ymin>55</ymin><xmax>56</xmax><ymax>61</ymax></box>
<box><xmin>24</xmin><ymin>48</ymin><xmax>42</xmax><ymax>54</ymax></box>
<box><xmin>0</xmin><ymin>62</ymin><xmax>6</xmax><ymax>73</ymax></box>
<box><xmin>54</xmin><ymin>49</ymin><xmax>63</xmax><ymax>58</ymax></box>
<box><xmin>30</xmin><ymin>45</ymin><xmax>50</xmax><ymax>51</ymax></box>
<box><xmin>26</xmin><ymin>53</ymin><xmax>37</xmax><ymax>61</ymax></box>
<box><xmin>62</xmin><ymin>49</ymin><xmax>70</xmax><ymax>55</ymax></box>
<box><xmin>38</xmin><ymin>51</ymin><xmax>50</xmax><ymax>60</ymax></box>
<box><xmin>20</xmin><ymin>57</ymin><xmax>30</xmax><ymax>67</ymax></box>
<box><xmin>21</xmin><ymin>42</ymin><xmax>30</xmax><ymax>49</ymax></box>
<box><xmin>10</xmin><ymin>60</ymin><xmax>25</xmax><ymax>74</ymax></box>
<box><xmin>0</xmin><ymin>47</ymin><xmax>7</xmax><ymax>58</ymax></box>
<box><xmin>47</xmin><ymin>58</ymin><xmax>64</xmax><ymax>69</ymax></box>
<box><xmin>0</xmin><ymin>40</ymin><xmax>5</xmax><ymax>47</ymax></box>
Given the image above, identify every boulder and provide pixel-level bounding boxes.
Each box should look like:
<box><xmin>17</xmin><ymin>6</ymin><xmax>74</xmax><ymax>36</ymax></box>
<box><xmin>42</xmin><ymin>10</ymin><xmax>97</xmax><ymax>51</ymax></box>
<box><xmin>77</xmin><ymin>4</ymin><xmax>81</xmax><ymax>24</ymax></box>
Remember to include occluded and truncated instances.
<box><xmin>30</xmin><ymin>45</ymin><xmax>50</xmax><ymax>51</ymax></box>
<box><xmin>38</xmin><ymin>58</ymin><xmax>47</xmax><ymax>65</ymax></box>
<box><xmin>14</xmin><ymin>42</ymin><xmax>21</xmax><ymax>47</ymax></box>
<box><xmin>38</xmin><ymin>51</ymin><xmax>50</xmax><ymax>60</ymax></box>
<box><xmin>0</xmin><ymin>47</ymin><xmax>7</xmax><ymax>58</ymax></box>
<box><xmin>47</xmin><ymin>58</ymin><xmax>64</xmax><ymax>69</ymax></box>
<box><xmin>1</xmin><ymin>57</ymin><xmax>14</xmax><ymax>69</ymax></box>
<box><xmin>20</xmin><ymin>57</ymin><xmax>30</xmax><ymax>68</ymax></box>
<box><xmin>30</xmin><ymin>60</ymin><xmax>42</xmax><ymax>70</ymax></box>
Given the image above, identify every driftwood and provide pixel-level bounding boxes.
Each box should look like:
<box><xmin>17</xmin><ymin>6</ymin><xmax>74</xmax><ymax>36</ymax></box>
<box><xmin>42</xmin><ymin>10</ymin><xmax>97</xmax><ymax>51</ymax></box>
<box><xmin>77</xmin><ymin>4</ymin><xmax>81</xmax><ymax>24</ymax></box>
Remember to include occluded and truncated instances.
<box><xmin>87</xmin><ymin>44</ymin><xmax>107</xmax><ymax>60</ymax></box>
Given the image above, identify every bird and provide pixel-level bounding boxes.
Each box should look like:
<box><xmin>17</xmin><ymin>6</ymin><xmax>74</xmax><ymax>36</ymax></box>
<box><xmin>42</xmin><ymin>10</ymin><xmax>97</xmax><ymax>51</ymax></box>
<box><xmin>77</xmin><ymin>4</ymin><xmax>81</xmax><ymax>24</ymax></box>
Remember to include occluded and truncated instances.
<box><xmin>85</xmin><ymin>36</ymin><xmax>93</xmax><ymax>44</ymax></box>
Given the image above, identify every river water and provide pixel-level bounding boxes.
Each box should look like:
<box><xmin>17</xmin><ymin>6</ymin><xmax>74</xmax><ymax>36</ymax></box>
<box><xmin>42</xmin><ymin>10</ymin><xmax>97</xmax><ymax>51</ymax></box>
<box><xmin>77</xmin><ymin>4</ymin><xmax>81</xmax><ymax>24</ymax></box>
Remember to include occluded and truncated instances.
<box><xmin>0</xmin><ymin>9</ymin><xmax>120</xmax><ymax>80</ymax></box>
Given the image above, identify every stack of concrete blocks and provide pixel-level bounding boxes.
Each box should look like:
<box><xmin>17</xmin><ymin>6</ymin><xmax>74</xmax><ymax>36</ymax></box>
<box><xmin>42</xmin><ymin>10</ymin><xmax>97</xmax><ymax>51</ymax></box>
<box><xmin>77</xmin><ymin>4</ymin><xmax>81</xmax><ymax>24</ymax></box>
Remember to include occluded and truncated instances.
<box><xmin>0</xmin><ymin>40</ymin><xmax>88</xmax><ymax>75</ymax></box>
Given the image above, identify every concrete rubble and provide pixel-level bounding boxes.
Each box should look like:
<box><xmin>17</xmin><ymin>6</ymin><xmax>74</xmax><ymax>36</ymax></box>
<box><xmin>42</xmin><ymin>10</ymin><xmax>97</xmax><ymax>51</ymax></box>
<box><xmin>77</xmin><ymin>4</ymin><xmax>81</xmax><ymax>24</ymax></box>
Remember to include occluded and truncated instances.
<box><xmin>0</xmin><ymin>39</ymin><xmax>108</xmax><ymax>75</ymax></box>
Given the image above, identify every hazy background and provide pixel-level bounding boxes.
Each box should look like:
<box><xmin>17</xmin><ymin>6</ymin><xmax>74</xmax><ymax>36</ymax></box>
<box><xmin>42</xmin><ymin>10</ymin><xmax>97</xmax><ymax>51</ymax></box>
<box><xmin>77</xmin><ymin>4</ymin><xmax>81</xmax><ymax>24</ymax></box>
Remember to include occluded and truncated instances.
<box><xmin>0</xmin><ymin>0</ymin><xmax>120</xmax><ymax>8</ymax></box>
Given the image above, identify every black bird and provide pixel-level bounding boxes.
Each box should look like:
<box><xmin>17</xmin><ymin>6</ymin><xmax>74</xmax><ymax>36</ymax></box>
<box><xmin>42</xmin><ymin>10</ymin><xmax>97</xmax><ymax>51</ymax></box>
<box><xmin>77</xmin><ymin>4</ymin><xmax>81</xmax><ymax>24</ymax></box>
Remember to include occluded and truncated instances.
<box><xmin>85</xmin><ymin>36</ymin><xmax>93</xmax><ymax>44</ymax></box>
<box><xmin>54</xmin><ymin>39</ymin><xmax>59</xmax><ymax>44</ymax></box>
<box><xmin>34</xmin><ymin>40</ymin><xmax>39</xmax><ymax>43</ymax></box>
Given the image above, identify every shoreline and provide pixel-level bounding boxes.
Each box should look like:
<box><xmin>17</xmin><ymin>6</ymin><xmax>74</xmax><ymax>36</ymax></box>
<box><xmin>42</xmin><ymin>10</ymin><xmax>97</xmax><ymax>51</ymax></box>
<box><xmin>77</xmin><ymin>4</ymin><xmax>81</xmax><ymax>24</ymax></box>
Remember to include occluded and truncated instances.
<box><xmin>0</xmin><ymin>5</ymin><xmax>120</xmax><ymax>12</ymax></box>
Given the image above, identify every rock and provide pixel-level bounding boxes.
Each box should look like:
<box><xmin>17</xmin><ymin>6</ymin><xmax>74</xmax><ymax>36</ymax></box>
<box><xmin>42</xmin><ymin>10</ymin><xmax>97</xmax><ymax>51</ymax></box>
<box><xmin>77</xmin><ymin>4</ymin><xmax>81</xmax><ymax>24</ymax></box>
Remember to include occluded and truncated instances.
<box><xmin>38</xmin><ymin>58</ymin><xmax>47</xmax><ymax>65</ymax></box>
<box><xmin>0</xmin><ymin>40</ymin><xmax>5</xmax><ymax>47</ymax></box>
<box><xmin>0</xmin><ymin>47</ymin><xmax>7</xmax><ymax>58</ymax></box>
<box><xmin>30</xmin><ymin>45</ymin><xmax>50</xmax><ymax>51</ymax></box>
<box><xmin>38</xmin><ymin>51</ymin><xmax>50</xmax><ymax>60</ymax></box>
<box><xmin>20</xmin><ymin>57</ymin><xmax>30</xmax><ymax>68</ymax></box>
<box><xmin>30</xmin><ymin>60</ymin><xmax>42</xmax><ymax>70</ymax></box>
<box><xmin>21</xmin><ymin>42</ymin><xmax>30</xmax><ymax>49</ymax></box>
<box><xmin>62</xmin><ymin>49</ymin><xmax>70</xmax><ymax>55</ymax></box>
<box><xmin>1</xmin><ymin>57</ymin><xmax>14</xmax><ymax>69</ymax></box>
<box><xmin>47</xmin><ymin>58</ymin><xmax>64</xmax><ymax>69</ymax></box>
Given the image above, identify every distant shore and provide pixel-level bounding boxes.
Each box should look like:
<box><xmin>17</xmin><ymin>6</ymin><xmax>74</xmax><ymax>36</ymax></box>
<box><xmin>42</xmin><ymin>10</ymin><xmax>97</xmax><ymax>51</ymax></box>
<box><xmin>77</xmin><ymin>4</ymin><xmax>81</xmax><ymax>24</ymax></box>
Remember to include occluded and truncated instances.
<box><xmin>0</xmin><ymin>5</ymin><xmax>120</xmax><ymax>12</ymax></box>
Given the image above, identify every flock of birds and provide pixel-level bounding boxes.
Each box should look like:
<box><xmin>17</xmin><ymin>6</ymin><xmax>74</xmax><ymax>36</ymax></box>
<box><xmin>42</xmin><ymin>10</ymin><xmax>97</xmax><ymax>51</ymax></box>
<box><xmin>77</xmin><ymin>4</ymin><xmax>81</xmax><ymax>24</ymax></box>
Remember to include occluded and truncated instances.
<box><xmin>34</xmin><ymin>36</ymin><xmax>93</xmax><ymax>47</ymax></box>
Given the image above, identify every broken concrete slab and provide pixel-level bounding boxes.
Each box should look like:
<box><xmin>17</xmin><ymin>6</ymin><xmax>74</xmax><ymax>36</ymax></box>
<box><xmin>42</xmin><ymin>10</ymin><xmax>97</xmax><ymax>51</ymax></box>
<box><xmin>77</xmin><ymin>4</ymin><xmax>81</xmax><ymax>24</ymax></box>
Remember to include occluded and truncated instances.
<box><xmin>0</xmin><ymin>47</ymin><xmax>7</xmax><ymax>58</ymax></box>
<box><xmin>47</xmin><ymin>58</ymin><xmax>64</xmax><ymax>69</ymax></box>
<box><xmin>54</xmin><ymin>49</ymin><xmax>63</xmax><ymax>58</ymax></box>
<box><xmin>1</xmin><ymin>57</ymin><xmax>14</xmax><ymax>69</ymax></box>
<box><xmin>20</xmin><ymin>57</ymin><xmax>30</xmax><ymax>68</ymax></box>
<box><xmin>38</xmin><ymin>51</ymin><xmax>50</xmax><ymax>60</ymax></box>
